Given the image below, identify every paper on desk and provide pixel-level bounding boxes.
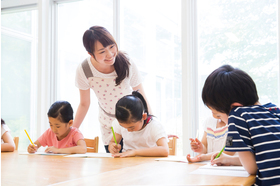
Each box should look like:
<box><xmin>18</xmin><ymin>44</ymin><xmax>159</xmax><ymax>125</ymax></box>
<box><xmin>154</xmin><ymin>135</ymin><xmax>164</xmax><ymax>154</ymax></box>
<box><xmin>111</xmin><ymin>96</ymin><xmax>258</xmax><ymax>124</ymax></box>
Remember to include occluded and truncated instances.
<box><xmin>19</xmin><ymin>151</ymin><xmax>68</xmax><ymax>156</ymax></box>
<box><xmin>64</xmin><ymin>153</ymin><xmax>113</xmax><ymax>158</ymax></box>
<box><xmin>190</xmin><ymin>163</ymin><xmax>250</xmax><ymax>177</ymax></box>
<box><xmin>155</xmin><ymin>156</ymin><xmax>189</xmax><ymax>163</ymax></box>
<box><xmin>155</xmin><ymin>156</ymin><xmax>210</xmax><ymax>164</ymax></box>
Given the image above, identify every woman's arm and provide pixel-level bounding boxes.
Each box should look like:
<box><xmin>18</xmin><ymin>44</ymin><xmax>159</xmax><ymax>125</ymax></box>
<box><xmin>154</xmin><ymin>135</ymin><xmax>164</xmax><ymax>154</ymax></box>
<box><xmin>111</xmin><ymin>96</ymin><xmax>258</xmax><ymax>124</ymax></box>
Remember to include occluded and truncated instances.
<box><xmin>73</xmin><ymin>89</ymin><xmax>91</xmax><ymax>128</ymax></box>
<box><xmin>45</xmin><ymin>139</ymin><xmax>87</xmax><ymax>154</ymax></box>
<box><xmin>113</xmin><ymin>137</ymin><xmax>169</xmax><ymax>158</ymax></box>
<box><xmin>1</xmin><ymin>131</ymin><xmax>15</xmax><ymax>152</ymax></box>
<box><xmin>133</xmin><ymin>84</ymin><xmax>153</xmax><ymax>114</ymax></box>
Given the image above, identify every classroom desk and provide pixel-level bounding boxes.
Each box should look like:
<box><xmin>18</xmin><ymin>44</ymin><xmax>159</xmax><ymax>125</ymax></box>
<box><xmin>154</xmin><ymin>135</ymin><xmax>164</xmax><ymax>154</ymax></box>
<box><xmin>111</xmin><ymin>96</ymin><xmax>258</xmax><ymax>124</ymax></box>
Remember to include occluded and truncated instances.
<box><xmin>1</xmin><ymin>152</ymin><xmax>255</xmax><ymax>186</ymax></box>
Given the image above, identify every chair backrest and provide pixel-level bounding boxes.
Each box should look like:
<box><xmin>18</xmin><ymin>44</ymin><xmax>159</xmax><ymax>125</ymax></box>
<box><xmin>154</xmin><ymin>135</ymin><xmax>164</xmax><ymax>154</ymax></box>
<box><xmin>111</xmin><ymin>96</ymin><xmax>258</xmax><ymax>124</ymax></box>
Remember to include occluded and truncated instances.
<box><xmin>84</xmin><ymin>136</ymin><xmax>99</xmax><ymax>153</ymax></box>
<box><xmin>13</xmin><ymin>137</ymin><xmax>19</xmax><ymax>151</ymax></box>
<box><xmin>168</xmin><ymin>137</ymin><xmax>177</xmax><ymax>155</ymax></box>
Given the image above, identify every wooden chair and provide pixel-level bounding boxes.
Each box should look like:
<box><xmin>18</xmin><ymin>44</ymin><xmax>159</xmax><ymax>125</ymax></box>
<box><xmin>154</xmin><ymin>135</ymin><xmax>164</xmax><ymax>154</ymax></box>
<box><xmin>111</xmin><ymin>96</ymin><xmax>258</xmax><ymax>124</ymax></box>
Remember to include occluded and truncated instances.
<box><xmin>84</xmin><ymin>137</ymin><xmax>99</xmax><ymax>153</ymax></box>
<box><xmin>13</xmin><ymin>137</ymin><xmax>19</xmax><ymax>151</ymax></box>
<box><xmin>168</xmin><ymin>137</ymin><xmax>177</xmax><ymax>155</ymax></box>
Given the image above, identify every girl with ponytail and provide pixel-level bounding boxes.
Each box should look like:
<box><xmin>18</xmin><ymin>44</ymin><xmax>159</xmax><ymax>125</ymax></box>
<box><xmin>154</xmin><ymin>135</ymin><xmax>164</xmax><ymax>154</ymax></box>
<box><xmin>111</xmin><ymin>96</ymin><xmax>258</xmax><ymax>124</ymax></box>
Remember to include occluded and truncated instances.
<box><xmin>109</xmin><ymin>91</ymin><xmax>169</xmax><ymax>158</ymax></box>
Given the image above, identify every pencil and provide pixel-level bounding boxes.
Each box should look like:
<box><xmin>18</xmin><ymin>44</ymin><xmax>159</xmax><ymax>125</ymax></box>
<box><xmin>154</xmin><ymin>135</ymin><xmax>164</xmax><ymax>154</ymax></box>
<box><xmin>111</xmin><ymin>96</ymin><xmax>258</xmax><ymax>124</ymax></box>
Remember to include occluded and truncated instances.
<box><xmin>215</xmin><ymin>145</ymin><xmax>225</xmax><ymax>159</ymax></box>
<box><xmin>111</xmin><ymin>127</ymin><xmax>118</xmax><ymax>145</ymax></box>
<box><xmin>196</xmin><ymin>129</ymin><xmax>199</xmax><ymax>139</ymax></box>
<box><xmin>24</xmin><ymin>129</ymin><xmax>35</xmax><ymax>146</ymax></box>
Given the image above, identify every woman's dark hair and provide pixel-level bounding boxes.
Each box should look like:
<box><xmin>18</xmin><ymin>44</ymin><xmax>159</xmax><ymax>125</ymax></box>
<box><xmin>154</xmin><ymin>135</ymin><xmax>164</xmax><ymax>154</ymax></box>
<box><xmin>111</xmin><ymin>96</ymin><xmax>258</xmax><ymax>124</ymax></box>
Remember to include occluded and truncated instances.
<box><xmin>47</xmin><ymin>101</ymin><xmax>73</xmax><ymax>123</ymax></box>
<box><xmin>83</xmin><ymin>26</ymin><xmax>130</xmax><ymax>86</ymax></box>
<box><xmin>202</xmin><ymin>64</ymin><xmax>259</xmax><ymax>115</ymax></box>
<box><xmin>115</xmin><ymin>91</ymin><xmax>151</xmax><ymax>124</ymax></box>
<box><xmin>1</xmin><ymin>118</ymin><xmax>5</xmax><ymax>125</ymax></box>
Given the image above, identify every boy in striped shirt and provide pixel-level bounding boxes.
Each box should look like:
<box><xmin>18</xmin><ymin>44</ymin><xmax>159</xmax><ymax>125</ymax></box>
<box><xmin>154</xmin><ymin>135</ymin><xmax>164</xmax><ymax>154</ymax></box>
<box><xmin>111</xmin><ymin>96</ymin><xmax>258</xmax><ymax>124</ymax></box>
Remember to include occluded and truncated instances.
<box><xmin>202</xmin><ymin>65</ymin><xmax>280</xmax><ymax>186</ymax></box>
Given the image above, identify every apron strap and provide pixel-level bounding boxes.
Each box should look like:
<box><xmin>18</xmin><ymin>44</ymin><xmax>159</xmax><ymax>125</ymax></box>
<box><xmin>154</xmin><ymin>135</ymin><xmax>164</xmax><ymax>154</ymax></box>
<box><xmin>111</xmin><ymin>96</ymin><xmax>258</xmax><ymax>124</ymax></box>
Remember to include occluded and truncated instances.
<box><xmin>82</xmin><ymin>59</ymin><xmax>94</xmax><ymax>79</ymax></box>
<box><xmin>98</xmin><ymin>102</ymin><xmax>115</xmax><ymax>118</ymax></box>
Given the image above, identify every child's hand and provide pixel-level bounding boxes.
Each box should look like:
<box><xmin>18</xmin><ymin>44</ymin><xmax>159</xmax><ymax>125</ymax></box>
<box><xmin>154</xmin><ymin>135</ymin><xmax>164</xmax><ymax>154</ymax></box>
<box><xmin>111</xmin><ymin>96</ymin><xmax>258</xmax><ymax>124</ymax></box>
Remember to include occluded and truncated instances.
<box><xmin>211</xmin><ymin>152</ymin><xmax>232</xmax><ymax>166</ymax></box>
<box><xmin>45</xmin><ymin>146</ymin><xmax>59</xmax><ymax>154</ymax></box>
<box><xmin>186</xmin><ymin>154</ymin><xmax>205</xmax><ymax>163</ymax></box>
<box><xmin>112</xmin><ymin>150</ymin><xmax>136</xmax><ymax>158</ymax></box>
<box><xmin>108</xmin><ymin>143</ymin><xmax>121</xmax><ymax>154</ymax></box>
<box><xmin>189</xmin><ymin>138</ymin><xmax>203</xmax><ymax>153</ymax></box>
<box><xmin>27</xmin><ymin>144</ymin><xmax>38</xmax><ymax>153</ymax></box>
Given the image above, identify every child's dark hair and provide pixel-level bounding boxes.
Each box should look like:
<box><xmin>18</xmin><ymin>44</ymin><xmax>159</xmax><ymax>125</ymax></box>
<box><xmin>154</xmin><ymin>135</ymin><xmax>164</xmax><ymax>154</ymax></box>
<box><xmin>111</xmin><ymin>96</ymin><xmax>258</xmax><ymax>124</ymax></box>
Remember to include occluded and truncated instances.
<box><xmin>47</xmin><ymin>101</ymin><xmax>73</xmax><ymax>123</ymax></box>
<box><xmin>115</xmin><ymin>91</ymin><xmax>151</xmax><ymax>124</ymax></box>
<box><xmin>1</xmin><ymin>118</ymin><xmax>5</xmax><ymax>125</ymax></box>
<box><xmin>83</xmin><ymin>25</ymin><xmax>130</xmax><ymax>86</ymax></box>
<box><xmin>202</xmin><ymin>64</ymin><xmax>259</xmax><ymax>115</ymax></box>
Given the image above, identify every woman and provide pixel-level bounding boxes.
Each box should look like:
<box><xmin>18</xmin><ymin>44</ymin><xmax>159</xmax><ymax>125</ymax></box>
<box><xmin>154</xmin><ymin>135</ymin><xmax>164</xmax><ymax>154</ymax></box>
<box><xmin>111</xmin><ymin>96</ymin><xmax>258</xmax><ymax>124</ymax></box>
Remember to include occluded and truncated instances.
<box><xmin>74</xmin><ymin>26</ymin><xmax>152</xmax><ymax>152</ymax></box>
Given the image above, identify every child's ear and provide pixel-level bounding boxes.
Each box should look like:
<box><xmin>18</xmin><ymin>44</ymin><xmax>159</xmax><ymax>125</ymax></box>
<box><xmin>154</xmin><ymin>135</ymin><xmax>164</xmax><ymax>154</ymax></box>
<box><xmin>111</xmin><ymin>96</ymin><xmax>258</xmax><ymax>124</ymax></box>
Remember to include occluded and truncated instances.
<box><xmin>68</xmin><ymin>120</ymin><xmax>73</xmax><ymax>127</ymax></box>
<box><xmin>142</xmin><ymin>113</ymin><xmax>147</xmax><ymax>120</ymax></box>
<box><xmin>231</xmin><ymin>102</ymin><xmax>243</xmax><ymax>108</ymax></box>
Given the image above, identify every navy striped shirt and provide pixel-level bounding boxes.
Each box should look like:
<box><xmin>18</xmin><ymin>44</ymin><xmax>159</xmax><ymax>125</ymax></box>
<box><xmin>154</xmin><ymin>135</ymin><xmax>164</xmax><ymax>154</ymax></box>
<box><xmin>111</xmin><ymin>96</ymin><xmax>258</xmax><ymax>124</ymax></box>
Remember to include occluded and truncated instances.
<box><xmin>226</xmin><ymin>103</ymin><xmax>280</xmax><ymax>186</ymax></box>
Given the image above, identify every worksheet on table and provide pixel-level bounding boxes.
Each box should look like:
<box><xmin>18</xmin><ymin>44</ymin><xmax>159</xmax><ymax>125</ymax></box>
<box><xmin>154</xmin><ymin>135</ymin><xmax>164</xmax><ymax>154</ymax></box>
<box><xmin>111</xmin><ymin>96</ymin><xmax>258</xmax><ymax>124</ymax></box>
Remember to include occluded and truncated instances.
<box><xmin>190</xmin><ymin>163</ymin><xmax>250</xmax><ymax>177</ymax></box>
<box><xmin>64</xmin><ymin>153</ymin><xmax>113</xmax><ymax>158</ymax></box>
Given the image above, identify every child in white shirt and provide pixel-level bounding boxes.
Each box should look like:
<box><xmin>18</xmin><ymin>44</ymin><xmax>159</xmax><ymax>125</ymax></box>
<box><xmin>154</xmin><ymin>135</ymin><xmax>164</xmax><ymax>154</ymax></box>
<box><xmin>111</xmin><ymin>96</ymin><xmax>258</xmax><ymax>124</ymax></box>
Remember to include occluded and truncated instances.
<box><xmin>109</xmin><ymin>91</ymin><xmax>169</xmax><ymax>158</ymax></box>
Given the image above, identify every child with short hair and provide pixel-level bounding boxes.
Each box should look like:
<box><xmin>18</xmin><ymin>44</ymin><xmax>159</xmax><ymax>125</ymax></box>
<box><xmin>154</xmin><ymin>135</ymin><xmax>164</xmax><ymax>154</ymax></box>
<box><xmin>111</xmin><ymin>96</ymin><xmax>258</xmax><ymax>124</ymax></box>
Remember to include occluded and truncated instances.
<box><xmin>108</xmin><ymin>91</ymin><xmax>169</xmax><ymax>158</ymax></box>
<box><xmin>1</xmin><ymin>119</ymin><xmax>15</xmax><ymax>152</ymax></box>
<box><xmin>202</xmin><ymin>64</ymin><xmax>280</xmax><ymax>186</ymax></box>
<box><xmin>186</xmin><ymin>116</ymin><xmax>235</xmax><ymax>162</ymax></box>
<box><xmin>27</xmin><ymin>101</ymin><xmax>87</xmax><ymax>154</ymax></box>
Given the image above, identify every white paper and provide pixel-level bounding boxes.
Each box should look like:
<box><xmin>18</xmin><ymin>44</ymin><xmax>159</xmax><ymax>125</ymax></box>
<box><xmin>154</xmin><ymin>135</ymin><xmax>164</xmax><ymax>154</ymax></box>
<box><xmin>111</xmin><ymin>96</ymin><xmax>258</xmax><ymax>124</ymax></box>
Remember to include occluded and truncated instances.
<box><xmin>64</xmin><ymin>153</ymin><xmax>113</xmax><ymax>158</ymax></box>
<box><xmin>19</xmin><ymin>151</ymin><xmax>68</xmax><ymax>156</ymax></box>
<box><xmin>155</xmin><ymin>156</ymin><xmax>189</xmax><ymax>163</ymax></box>
<box><xmin>190</xmin><ymin>163</ymin><xmax>250</xmax><ymax>177</ymax></box>
<box><xmin>155</xmin><ymin>156</ymin><xmax>210</xmax><ymax>164</ymax></box>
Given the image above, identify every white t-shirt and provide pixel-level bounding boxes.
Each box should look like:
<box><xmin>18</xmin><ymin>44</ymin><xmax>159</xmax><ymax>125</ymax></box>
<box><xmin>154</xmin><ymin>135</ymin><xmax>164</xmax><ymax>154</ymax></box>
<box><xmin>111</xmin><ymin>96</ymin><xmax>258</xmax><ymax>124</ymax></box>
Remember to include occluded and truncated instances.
<box><xmin>112</xmin><ymin>118</ymin><xmax>168</xmax><ymax>152</ymax></box>
<box><xmin>75</xmin><ymin>56</ymin><xmax>142</xmax><ymax>90</ymax></box>
<box><xmin>203</xmin><ymin>117</ymin><xmax>228</xmax><ymax>153</ymax></box>
<box><xmin>1</xmin><ymin>124</ymin><xmax>10</xmax><ymax>144</ymax></box>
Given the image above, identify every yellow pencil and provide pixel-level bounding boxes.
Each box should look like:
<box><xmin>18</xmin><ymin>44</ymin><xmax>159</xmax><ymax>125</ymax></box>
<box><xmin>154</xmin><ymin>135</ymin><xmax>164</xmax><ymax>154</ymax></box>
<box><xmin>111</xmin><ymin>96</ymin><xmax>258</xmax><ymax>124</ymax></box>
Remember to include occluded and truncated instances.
<box><xmin>24</xmin><ymin>129</ymin><xmax>35</xmax><ymax>146</ymax></box>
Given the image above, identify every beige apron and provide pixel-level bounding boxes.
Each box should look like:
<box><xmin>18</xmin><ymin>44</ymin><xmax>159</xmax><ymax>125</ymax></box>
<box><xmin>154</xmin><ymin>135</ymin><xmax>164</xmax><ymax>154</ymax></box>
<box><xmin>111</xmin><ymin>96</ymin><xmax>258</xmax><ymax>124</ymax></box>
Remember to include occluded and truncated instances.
<box><xmin>82</xmin><ymin>60</ymin><xmax>132</xmax><ymax>145</ymax></box>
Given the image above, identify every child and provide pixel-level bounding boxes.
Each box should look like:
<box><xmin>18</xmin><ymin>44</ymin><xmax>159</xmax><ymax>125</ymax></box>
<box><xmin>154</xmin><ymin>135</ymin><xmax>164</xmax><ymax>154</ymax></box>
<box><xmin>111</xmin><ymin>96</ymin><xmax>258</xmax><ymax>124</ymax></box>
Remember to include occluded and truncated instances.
<box><xmin>186</xmin><ymin>116</ymin><xmax>235</xmax><ymax>162</ymax></box>
<box><xmin>74</xmin><ymin>25</ymin><xmax>151</xmax><ymax>152</ymax></box>
<box><xmin>202</xmin><ymin>65</ymin><xmax>280</xmax><ymax>186</ymax></box>
<box><xmin>27</xmin><ymin>101</ymin><xmax>87</xmax><ymax>154</ymax></box>
<box><xmin>1</xmin><ymin>119</ymin><xmax>15</xmax><ymax>152</ymax></box>
<box><xmin>108</xmin><ymin>91</ymin><xmax>169</xmax><ymax>158</ymax></box>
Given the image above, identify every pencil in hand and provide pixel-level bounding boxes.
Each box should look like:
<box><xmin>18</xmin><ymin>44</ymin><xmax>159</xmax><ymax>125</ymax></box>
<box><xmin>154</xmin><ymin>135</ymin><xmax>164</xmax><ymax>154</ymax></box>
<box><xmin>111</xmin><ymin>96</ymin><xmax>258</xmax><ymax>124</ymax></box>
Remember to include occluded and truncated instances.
<box><xmin>24</xmin><ymin>129</ymin><xmax>35</xmax><ymax>146</ymax></box>
<box><xmin>215</xmin><ymin>146</ymin><xmax>225</xmax><ymax>159</ymax></box>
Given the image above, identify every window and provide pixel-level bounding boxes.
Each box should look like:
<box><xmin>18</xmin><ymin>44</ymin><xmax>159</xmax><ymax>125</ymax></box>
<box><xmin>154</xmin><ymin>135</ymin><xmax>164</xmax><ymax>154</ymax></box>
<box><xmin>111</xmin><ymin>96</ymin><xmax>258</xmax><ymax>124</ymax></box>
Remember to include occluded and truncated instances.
<box><xmin>120</xmin><ymin>0</ymin><xmax>182</xmax><ymax>154</ymax></box>
<box><xmin>56</xmin><ymin>0</ymin><xmax>113</xmax><ymax>152</ymax></box>
<box><xmin>1</xmin><ymin>9</ymin><xmax>38</xmax><ymax>151</ymax></box>
<box><xmin>197</xmin><ymin>0</ymin><xmax>279</xmax><ymax>137</ymax></box>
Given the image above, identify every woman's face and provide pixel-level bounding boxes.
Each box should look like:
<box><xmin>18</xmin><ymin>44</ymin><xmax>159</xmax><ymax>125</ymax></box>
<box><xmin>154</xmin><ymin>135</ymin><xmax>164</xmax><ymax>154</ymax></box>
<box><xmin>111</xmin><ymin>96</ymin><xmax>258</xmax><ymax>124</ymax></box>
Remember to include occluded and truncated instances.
<box><xmin>93</xmin><ymin>41</ymin><xmax>117</xmax><ymax>66</ymax></box>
